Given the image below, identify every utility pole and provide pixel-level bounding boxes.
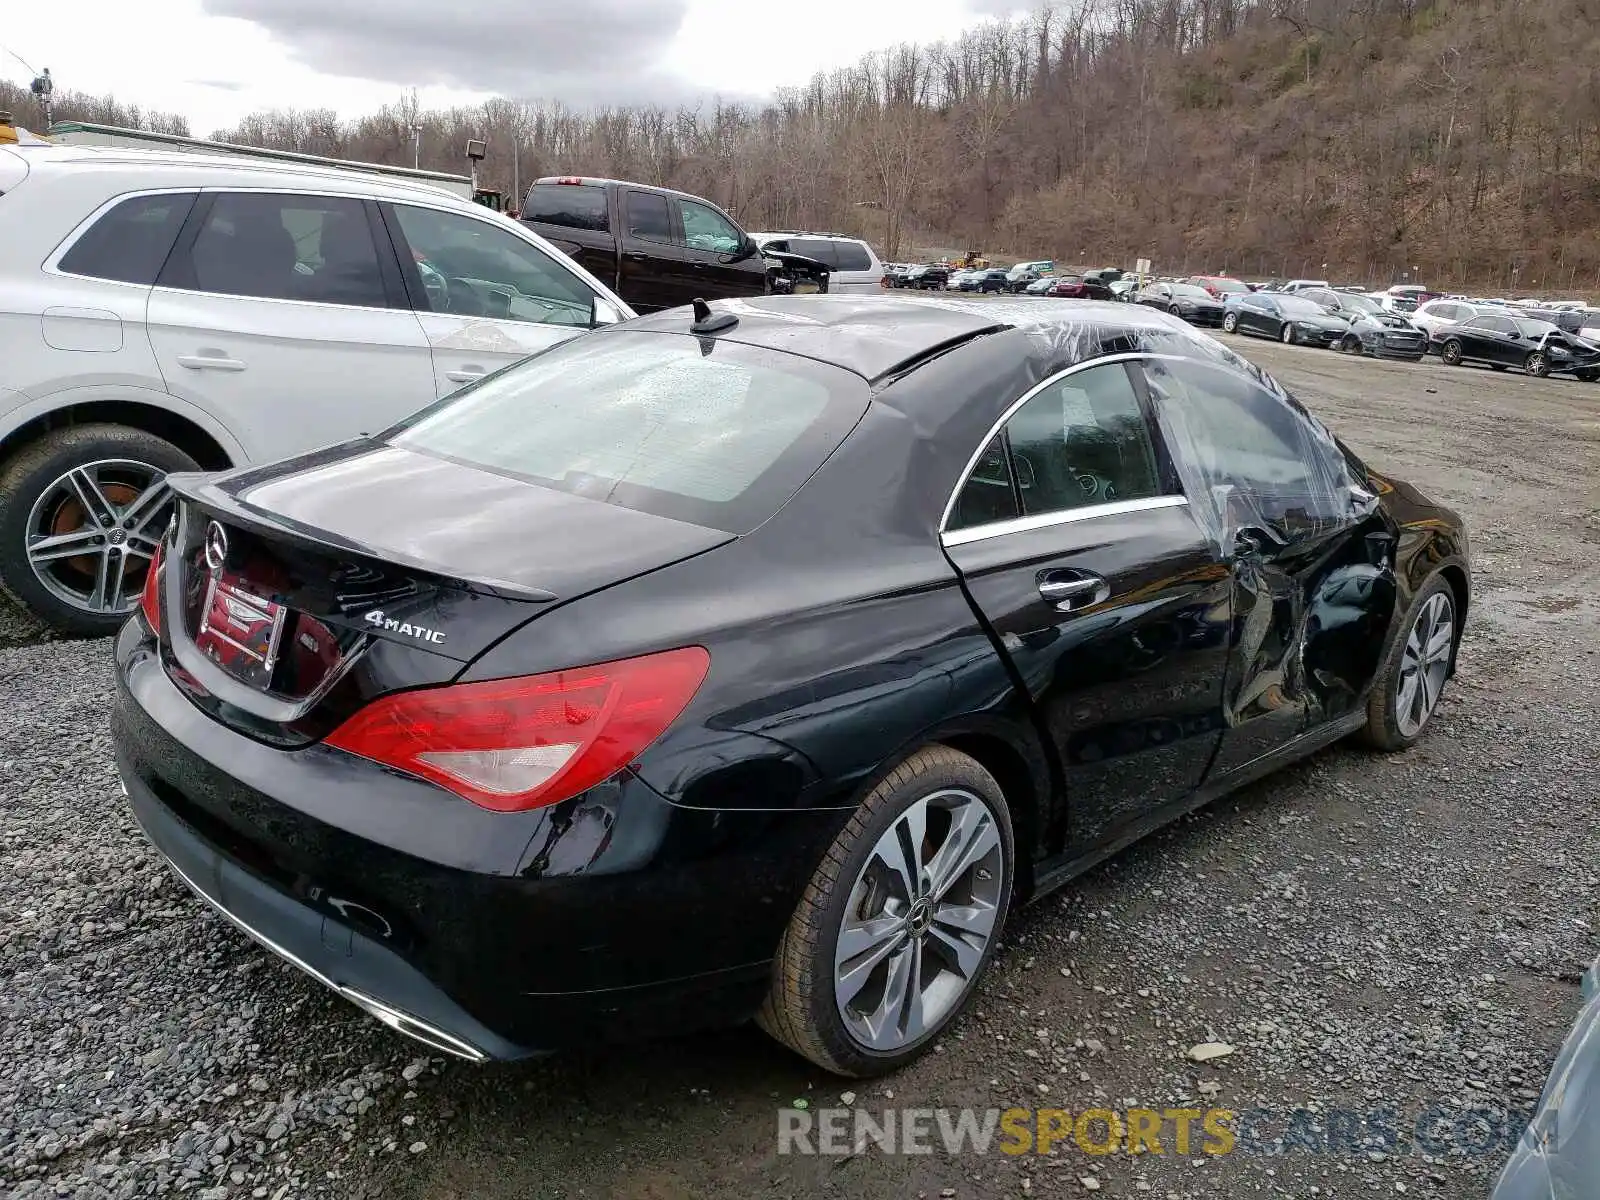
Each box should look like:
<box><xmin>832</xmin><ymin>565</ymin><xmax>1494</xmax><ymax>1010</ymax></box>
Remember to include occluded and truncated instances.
<box><xmin>411</xmin><ymin>124</ymin><xmax>422</xmax><ymax>170</ymax></box>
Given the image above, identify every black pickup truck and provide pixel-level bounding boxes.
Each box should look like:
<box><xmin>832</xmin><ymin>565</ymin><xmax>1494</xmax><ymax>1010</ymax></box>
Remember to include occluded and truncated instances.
<box><xmin>520</xmin><ymin>176</ymin><xmax>826</xmax><ymax>312</ymax></box>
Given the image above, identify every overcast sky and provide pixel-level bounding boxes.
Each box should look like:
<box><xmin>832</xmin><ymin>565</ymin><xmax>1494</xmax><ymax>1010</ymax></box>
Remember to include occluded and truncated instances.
<box><xmin>3</xmin><ymin>0</ymin><xmax>1028</xmax><ymax>135</ymax></box>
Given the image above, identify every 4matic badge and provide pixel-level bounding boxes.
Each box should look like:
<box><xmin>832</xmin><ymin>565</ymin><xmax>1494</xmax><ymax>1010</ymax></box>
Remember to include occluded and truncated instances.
<box><xmin>363</xmin><ymin>610</ymin><xmax>447</xmax><ymax>644</ymax></box>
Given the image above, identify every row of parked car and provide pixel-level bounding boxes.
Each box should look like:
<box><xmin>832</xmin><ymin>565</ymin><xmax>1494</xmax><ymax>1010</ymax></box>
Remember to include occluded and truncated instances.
<box><xmin>937</xmin><ymin>262</ymin><xmax>1600</xmax><ymax>380</ymax></box>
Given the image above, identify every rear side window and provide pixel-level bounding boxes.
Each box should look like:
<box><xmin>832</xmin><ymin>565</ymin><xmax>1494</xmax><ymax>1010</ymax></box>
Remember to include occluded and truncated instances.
<box><xmin>1003</xmin><ymin>363</ymin><xmax>1164</xmax><ymax>515</ymax></box>
<box><xmin>626</xmin><ymin>192</ymin><xmax>675</xmax><ymax>244</ymax></box>
<box><xmin>59</xmin><ymin>192</ymin><xmax>195</xmax><ymax>285</ymax></box>
<box><xmin>174</xmin><ymin>193</ymin><xmax>387</xmax><ymax>307</ymax></box>
<box><xmin>790</xmin><ymin>239</ymin><xmax>840</xmax><ymax>268</ymax></box>
<box><xmin>391</xmin><ymin>331</ymin><xmax>869</xmax><ymax>532</ymax></box>
<box><xmin>833</xmin><ymin>242</ymin><xmax>873</xmax><ymax>272</ymax></box>
<box><xmin>523</xmin><ymin>183</ymin><xmax>610</xmax><ymax>232</ymax></box>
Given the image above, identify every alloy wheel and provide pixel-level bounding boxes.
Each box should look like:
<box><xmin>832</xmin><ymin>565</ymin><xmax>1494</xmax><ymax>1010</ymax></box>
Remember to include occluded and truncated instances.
<box><xmin>1442</xmin><ymin>341</ymin><xmax>1462</xmax><ymax>365</ymax></box>
<box><xmin>1395</xmin><ymin>591</ymin><xmax>1454</xmax><ymax>738</ymax></box>
<box><xmin>1526</xmin><ymin>352</ymin><xmax>1548</xmax><ymax>378</ymax></box>
<box><xmin>1281</xmin><ymin>323</ymin><xmax>1296</xmax><ymax>344</ymax></box>
<box><xmin>1222</xmin><ymin>313</ymin><xmax>1238</xmax><ymax>333</ymax></box>
<box><xmin>24</xmin><ymin>459</ymin><xmax>172</xmax><ymax>618</ymax></box>
<box><xmin>833</xmin><ymin>788</ymin><xmax>1005</xmax><ymax>1053</ymax></box>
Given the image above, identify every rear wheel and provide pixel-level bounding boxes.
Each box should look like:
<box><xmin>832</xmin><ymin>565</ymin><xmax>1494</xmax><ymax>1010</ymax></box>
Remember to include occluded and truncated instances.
<box><xmin>1525</xmin><ymin>351</ymin><xmax>1550</xmax><ymax>378</ymax></box>
<box><xmin>0</xmin><ymin>425</ymin><xmax>196</xmax><ymax>636</ymax></box>
<box><xmin>1441</xmin><ymin>339</ymin><xmax>1463</xmax><ymax>366</ymax></box>
<box><xmin>757</xmin><ymin>745</ymin><xmax>1014</xmax><ymax>1076</ymax></box>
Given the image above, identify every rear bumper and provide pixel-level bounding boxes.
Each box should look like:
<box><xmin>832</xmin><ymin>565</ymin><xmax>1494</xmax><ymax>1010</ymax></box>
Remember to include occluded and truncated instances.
<box><xmin>112</xmin><ymin>623</ymin><xmax>846</xmax><ymax>1059</ymax></box>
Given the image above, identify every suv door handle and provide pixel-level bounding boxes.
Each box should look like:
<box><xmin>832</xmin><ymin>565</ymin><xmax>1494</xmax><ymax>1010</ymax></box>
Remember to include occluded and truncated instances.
<box><xmin>175</xmin><ymin>354</ymin><xmax>246</xmax><ymax>371</ymax></box>
<box><xmin>624</xmin><ymin>252</ymin><xmax>648</xmax><ymax>262</ymax></box>
<box><xmin>444</xmin><ymin>367</ymin><xmax>488</xmax><ymax>384</ymax></box>
<box><xmin>1037</xmin><ymin>571</ymin><xmax>1109</xmax><ymax>611</ymax></box>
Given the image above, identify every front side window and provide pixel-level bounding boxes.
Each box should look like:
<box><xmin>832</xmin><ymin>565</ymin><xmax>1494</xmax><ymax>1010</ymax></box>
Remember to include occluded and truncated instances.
<box><xmin>391</xmin><ymin>331</ymin><xmax>869</xmax><ymax>533</ymax></box>
<box><xmin>679</xmin><ymin>199</ymin><xmax>743</xmax><ymax>254</ymax></box>
<box><xmin>626</xmin><ymin>191</ymin><xmax>676</xmax><ymax>244</ymax></box>
<box><xmin>390</xmin><ymin>204</ymin><xmax>595</xmax><ymax>328</ymax></box>
<box><xmin>1140</xmin><ymin>357</ymin><xmax>1370</xmax><ymax>545</ymax></box>
<box><xmin>1003</xmin><ymin>363</ymin><xmax>1163</xmax><ymax>516</ymax></box>
<box><xmin>60</xmin><ymin>192</ymin><xmax>196</xmax><ymax>285</ymax></box>
<box><xmin>181</xmin><ymin>193</ymin><xmax>386</xmax><ymax>307</ymax></box>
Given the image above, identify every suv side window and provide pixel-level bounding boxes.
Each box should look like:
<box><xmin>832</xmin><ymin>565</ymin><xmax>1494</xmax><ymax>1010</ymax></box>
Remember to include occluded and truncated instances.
<box><xmin>790</xmin><ymin>238</ymin><xmax>841</xmax><ymax>269</ymax></box>
<box><xmin>679</xmin><ymin>199</ymin><xmax>743</xmax><ymax>254</ymax></box>
<box><xmin>626</xmin><ymin>192</ymin><xmax>676</xmax><ymax>244</ymax></box>
<box><xmin>177</xmin><ymin>193</ymin><xmax>387</xmax><ymax>307</ymax></box>
<box><xmin>1004</xmin><ymin>363</ymin><xmax>1164</xmax><ymax>515</ymax></box>
<box><xmin>59</xmin><ymin>193</ymin><xmax>197</xmax><ymax>285</ymax></box>
<box><xmin>832</xmin><ymin>241</ymin><xmax>873</xmax><ymax>272</ymax></box>
<box><xmin>388</xmin><ymin>204</ymin><xmax>596</xmax><ymax>328</ymax></box>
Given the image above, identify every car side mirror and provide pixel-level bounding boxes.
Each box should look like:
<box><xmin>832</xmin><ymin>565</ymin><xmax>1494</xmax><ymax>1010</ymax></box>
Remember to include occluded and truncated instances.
<box><xmin>590</xmin><ymin>296</ymin><xmax>627</xmax><ymax>328</ymax></box>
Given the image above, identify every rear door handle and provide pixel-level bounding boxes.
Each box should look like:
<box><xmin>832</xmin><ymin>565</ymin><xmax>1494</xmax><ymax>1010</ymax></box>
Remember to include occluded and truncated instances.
<box><xmin>175</xmin><ymin>354</ymin><xmax>246</xmax><ymax>371</ymax></box>
<box><xmin>624</xmin><ymin>251</ymin><xmax>648</xmax><ymax>262</ymax></box>
<box><xmin>1037</xmin><ymin>572</ymin><xmax>1110</xmax><ymax>611</ymax></box>
<box><xmin>444</xmin><ymin>368</ymin><xmax>488</xmax><ymax>384</ymax></box>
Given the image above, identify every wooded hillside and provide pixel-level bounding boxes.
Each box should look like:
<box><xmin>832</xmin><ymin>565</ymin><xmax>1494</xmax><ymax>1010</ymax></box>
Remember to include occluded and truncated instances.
<box><xmin>7</xmin><ymin>0</ymin><xmax>1599</xmax><ymax>289</ymax></box>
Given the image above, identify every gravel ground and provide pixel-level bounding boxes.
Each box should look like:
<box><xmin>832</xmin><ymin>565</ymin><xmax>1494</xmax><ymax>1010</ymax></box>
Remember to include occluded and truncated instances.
<box><xmin>2</xmin><ymin>339</ymin><xmax>1597</xmax><ymax>1200</ymax></box>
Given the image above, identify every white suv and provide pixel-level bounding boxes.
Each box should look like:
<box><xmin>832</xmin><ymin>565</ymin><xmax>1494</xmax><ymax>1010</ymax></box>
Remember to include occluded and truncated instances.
<box><xmin>0</xmin><ymin>142</ymin><xmax>630</xmax><ymax>633</ymax></box>
<box><xmin>747</xmin><ymin>232</ymin><xmax>884</xmax><ymax>294</ymax></box>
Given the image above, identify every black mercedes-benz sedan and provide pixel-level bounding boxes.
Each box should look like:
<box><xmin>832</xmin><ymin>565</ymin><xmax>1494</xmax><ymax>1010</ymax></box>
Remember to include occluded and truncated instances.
<box><xmin>1432</xmin><ymin>313</ymin><xmax>1600</xmax><ymax>379</ymax></box>
<box><xmin>113</xmin><ymin>296</ymin><xmax>1470</xmax><ymax>1078</ymax></box>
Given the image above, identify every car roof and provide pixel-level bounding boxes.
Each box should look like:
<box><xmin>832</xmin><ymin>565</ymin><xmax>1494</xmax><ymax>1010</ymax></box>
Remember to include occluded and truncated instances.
<box><xmin>14</xmin><ymin>143</ymin><xmax>470</xmax><ymax>205</ymax></box>
<box><xmin>623</xmin><ymin>294</ymin><xmax>1202</xmax><ymax>383</ymax></box>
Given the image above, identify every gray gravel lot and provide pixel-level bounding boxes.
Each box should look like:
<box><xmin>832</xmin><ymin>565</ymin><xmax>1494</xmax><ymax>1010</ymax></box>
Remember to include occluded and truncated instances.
<box><xmin>2</xmin><ymin>339</ymin><xmax>1597</xmax><ymax>1199</ymax></box>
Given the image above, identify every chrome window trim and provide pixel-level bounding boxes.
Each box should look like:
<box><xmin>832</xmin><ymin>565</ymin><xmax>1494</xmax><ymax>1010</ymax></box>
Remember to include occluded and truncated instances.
<box><xmin>42</xmin><ymin>186</ymin><xmax>203</xmax><ymax>285</ymax></box>
<box><xmin>50</xmin><ymin>184</ymin><xmax>608</xmax><ymax>318</ymax></box>
<box><xmin>938</xmin><ymin>350</ymin><xmax>1197</xmax><ymax>538</ymax></box>
<box><xmin>942</xmin><ymin>494</ymin><xmax>1190</xmax><ymax>547</ymax></box>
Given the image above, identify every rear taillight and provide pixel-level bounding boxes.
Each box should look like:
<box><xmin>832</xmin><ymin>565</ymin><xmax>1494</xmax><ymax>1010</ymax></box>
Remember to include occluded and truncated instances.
<box><xmin>324</xmin><ymin>646</ymin><xmax>710</xmax><ymax>812</ymax></box>
<box><xmin>139</xmin><ymin>541</ymin><xmax>166</xmax><ymax>635</ymax></box>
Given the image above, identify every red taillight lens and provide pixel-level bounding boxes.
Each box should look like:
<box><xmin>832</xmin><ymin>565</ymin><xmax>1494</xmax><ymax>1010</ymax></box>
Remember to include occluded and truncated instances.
<box><xmin>323</xmin><ymin>646</ymin><xmax>710</xmax><ymax>812</ymax></box>
<box><xmin>139</xmin><ymin>540</ymin><xmax>165</xmax><ymax>635</ymax></box>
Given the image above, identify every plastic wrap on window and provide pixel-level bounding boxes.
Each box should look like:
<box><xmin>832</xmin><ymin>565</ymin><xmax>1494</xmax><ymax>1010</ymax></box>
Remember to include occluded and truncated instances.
<box><xmin>1140</xmin><ymin>351</ymin><xmax>1378</xmax><ymax>556</ymax></box>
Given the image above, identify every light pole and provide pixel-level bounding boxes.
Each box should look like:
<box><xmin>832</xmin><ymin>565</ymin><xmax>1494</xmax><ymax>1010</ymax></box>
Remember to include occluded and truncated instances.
<box><xmin>411</xmin><ymin>125</ymin><xmax>423</xmax><ymax>170</ymax></box>
<box><xmin>30</xmin><ymin>67</ymin><xmax>52</xmax><ymax>129</ymax></box>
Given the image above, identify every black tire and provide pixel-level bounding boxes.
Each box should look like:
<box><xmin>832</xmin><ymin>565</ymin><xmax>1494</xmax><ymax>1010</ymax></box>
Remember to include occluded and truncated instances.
<box><xmin>757</xmin><ymin>745</ymin><xmax>1015</xmax><ymax>1077</ymax></box>
<box><xmin>1356</xmin><ymin>574</ymin><xmax>1458</xmax><ymax>752</ymax></box>
<box><xmin>1441</xmin><ymin>339</ymin><xmax>1463</xmax><ymax>366</ymax></box>
<box><xmin>1222</xmin><ymin>312</ymin><xmax>1239</xmax><ymax>334</ymax></box>
<box><xmin>1280</xmin><ymin>322</ymin><xmax>1297</xmax><ymax>345</ymax></box>
<box><xmin>1341</xmin><ymin>335</ymin><xmax>1362</xmax><ymax>355</ymax></box>
<box><xmin>0</xmin><ymin>424</ymin><xmax>198</xmax><ymax>636</ymax></box>
<box><xmin>1525</xmin><ymin>351</ymin><xmax>1550</xmax><ymax>378</ymax></box>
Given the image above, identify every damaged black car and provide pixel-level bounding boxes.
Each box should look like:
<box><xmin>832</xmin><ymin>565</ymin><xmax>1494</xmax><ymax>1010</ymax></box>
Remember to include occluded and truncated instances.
<box><xmin>1433</xmin><ymin>312</ymin><xmax>1600</xmax><ymax>379</ymax></box>
<box><xmin>113</xmin><ymin>296</ymin><xmax>1469</xmax><ymax>1078</ymax></box>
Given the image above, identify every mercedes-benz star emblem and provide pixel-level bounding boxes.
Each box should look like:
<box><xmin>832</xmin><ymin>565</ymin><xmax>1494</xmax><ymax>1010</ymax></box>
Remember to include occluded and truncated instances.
<box><xmin>203</xmin><ymin>521</ymin><xmax>228</xmax><ymax>572</ymax></box>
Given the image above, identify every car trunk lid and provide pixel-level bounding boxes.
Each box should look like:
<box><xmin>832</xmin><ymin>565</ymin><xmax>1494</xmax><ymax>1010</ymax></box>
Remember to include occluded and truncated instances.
<box><xmin>156</xmin><ymin>445</ymin><xmax>734</xmax><ymax>744</ymax></box>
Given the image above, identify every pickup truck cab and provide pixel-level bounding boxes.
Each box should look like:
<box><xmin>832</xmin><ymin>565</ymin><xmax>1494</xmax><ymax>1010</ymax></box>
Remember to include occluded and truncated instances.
<box><xmin>520</xmin><ymin>177</ymin><xmax>777</xmax><ymax>312</ymax></box>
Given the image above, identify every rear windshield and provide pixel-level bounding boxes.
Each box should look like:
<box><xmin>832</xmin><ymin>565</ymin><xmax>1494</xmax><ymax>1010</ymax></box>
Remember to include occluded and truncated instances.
<box><xmin>390</xmin><ymin>331</ymin><xmax>868</xmax><ymax>533</ymax></box>
<box><xmin>524</xmin><ymin>183</ymin><xmax>610</xmax><ymax>232</ymax></box>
